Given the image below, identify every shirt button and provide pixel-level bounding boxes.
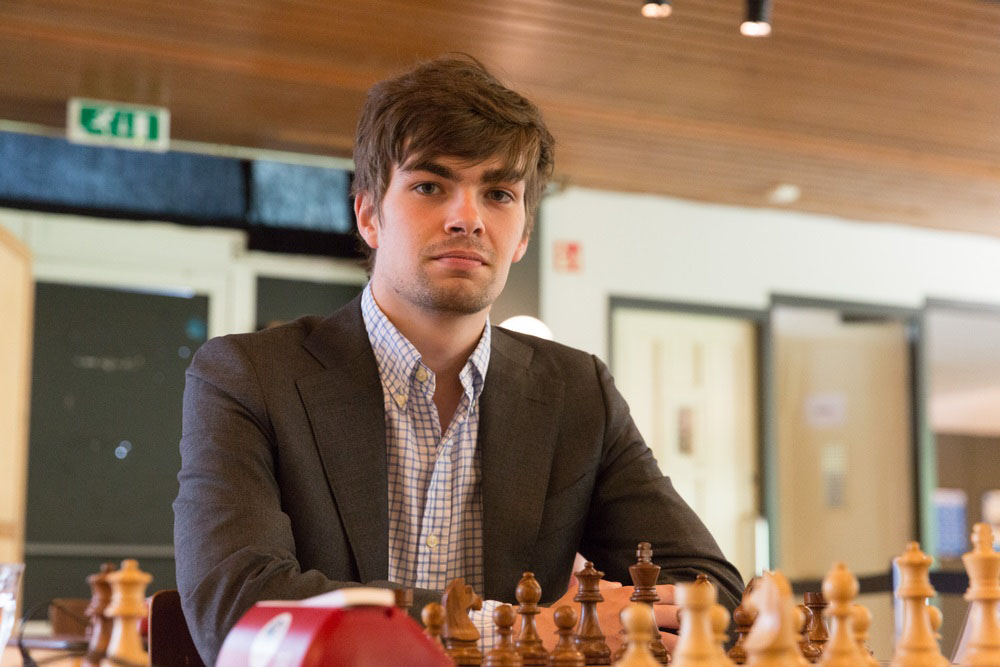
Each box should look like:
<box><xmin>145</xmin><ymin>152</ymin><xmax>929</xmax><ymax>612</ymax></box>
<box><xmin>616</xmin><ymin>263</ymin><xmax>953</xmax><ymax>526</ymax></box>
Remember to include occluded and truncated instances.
<box><xmin>426</xmin><ymin>534</ymin><xmax>439</xmax><ymax>549</ymax></box>
<box><xmin>394</xmin><ymin>393</ymin><xmax>406</xmax><ymax>407</ymax></box>
<box><xmin>415</xmin><ymin>368</ymin><xmax>428</xmax><ymax>382</ymax></box>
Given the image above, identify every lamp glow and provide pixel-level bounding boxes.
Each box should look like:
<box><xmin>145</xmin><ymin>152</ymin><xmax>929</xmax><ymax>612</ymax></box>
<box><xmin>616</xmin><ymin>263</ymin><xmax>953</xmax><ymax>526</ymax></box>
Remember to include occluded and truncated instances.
<box><xmin>499</xmin><ymin>316</ymin><xmax>554</xmax><ymax>340</ymax></box>
<box><xmin>641</xmin><ymin>0</ymin><xmax>672</xmax><ymax>18</ymax></box>
<box><xmin>740</xmin><ymin>20</ymin><xmax>772</xmax><ymax>37</ymax></box>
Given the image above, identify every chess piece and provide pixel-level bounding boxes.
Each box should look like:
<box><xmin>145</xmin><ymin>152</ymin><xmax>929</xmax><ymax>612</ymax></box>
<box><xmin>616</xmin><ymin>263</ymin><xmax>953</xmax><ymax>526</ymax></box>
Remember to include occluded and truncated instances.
<box><xmin>802</xmin><ymin>593</ymin><xmax>828</xmax><ymax>660</ymax></box>
<box><xmin>443</xmin><ymin>578</ymin><xmax>484</xmax><ymax>666</ymax></box>
<box><xmin>797</xmin><ymin>605</ymin><xmax>821</xmax><ymax>663</ymax></box>
<box><xmin>83</xmin><ymin>562</ymin><xmax>116</xmax><ymax>667</ymax></box>
<box><xmin>423</xmin><ymin>602</ymin><xmax>446</xmax><ymax>649</ymax></box>
<box><xmin>552</xmin><ymin>605</ymin><xmax>587</xmax><ymax>667</ymax></box>
<box><xmin>395</xmin><ymin>587</ymin><xmax>413</xmax><ymax>614</ymax></box>
<box><xmin>516</xmin><ymin>572</ymin><xmax>550</xmax><ymax>666</ymax></box>
<box><xmin>711</xmin><ymin>603</ymin><xmax>737</xmax><ymax>666</ymax></box>
<box><xmin>629</xmin><ymin>543</ymin><xmax>670</xmax><ymax>664</ymax></box>
<box><xmin>744</xmin><ymin>571</ymin><xmax>801</xmax><ymax>667</ymax></box>
<box><xmin>613</xmin><ymin>543</ymin><xmax>670</xmax><ymax>664</ymax></box>
<box><xmin>960</xmin><ymin>523</ymin><xmax>1000</xmax><ymax>666</ymax></box>
<box><xmin>927</xmin><ymin>606</ymin><xmax>943</xmax><ymax>645</ymax></box>
<box><xmin>851</xmin><ymin>605</ymin><xmax>879</xmax><ymax>667</ymax></box>
<box><xmin>816</xmin><ymin>562</ymin><xmax>861</xmax><ymax>667</ymax></box>
<box><xmin>671</xmin><ymin>574</ymin><xmax>720</xmax><ymax>667</ymax></box>
<box><xmin>100</xmin><ymin>559</ymin><xmax>152</xmax><ymax>667</ymax></box>
<box><xmin>574</xmin><ymin>561</ymin><xmax>612</xmax><ymax>665</ymax></box>
<box><xmin>613</xmin><ymin>603</ymin><xmax>660</xmax><ymax>667</ymax></box>
<box><xmin>791</xmin><ymin>606</ymin><xmax>810</xmax><ymax>667</ymax></box>
<box><xmin>728</xmin><ymin>577</ymin><xmax>758</xmax><ymax>665</ymax></box>
<box><xmin>485</xmin><ymin>604</ymin><xmax>524</xmax><ymax>667</ymax></box>
<box><xmin>889</xmin><ymin>541</ymin><xmax>947</xmax><ymax>667</ymax></box>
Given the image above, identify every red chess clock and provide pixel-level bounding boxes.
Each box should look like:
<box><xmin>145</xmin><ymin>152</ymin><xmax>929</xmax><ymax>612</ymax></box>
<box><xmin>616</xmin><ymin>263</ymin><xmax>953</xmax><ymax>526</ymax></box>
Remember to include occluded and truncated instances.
<box><xmin>216</xmin><ymin>588</ymin><xmax>452</xmax><ymax>666</ymax></box>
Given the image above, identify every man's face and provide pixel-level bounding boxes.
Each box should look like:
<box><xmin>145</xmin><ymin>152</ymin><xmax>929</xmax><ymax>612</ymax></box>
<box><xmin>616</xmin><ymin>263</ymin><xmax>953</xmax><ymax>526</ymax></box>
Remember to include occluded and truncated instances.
<box><xmin>356</xmin><ymin>155</ymin><xmax>530</xmax><ymax>316</ymax></box>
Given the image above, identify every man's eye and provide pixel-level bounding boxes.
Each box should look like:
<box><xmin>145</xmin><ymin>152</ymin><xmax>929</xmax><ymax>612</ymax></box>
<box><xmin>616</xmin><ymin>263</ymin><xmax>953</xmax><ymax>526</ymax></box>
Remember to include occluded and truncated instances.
<box><xmin>415</xmin><ymin>182</ymin><xmax>439</xmax><ymax>195</ymax></box>
<box><xmin>488</xmin><ymin>189</ymin><xmax>515</xmax><ymax>203</ymax></box>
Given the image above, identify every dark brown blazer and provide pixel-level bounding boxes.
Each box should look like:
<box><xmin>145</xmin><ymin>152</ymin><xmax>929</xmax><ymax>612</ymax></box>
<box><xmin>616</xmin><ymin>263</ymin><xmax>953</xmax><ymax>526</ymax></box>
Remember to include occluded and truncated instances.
<box><xmin>173</xmin><ymin>295</ymin><xmax>743</xmax><ymax>665</ymax></box>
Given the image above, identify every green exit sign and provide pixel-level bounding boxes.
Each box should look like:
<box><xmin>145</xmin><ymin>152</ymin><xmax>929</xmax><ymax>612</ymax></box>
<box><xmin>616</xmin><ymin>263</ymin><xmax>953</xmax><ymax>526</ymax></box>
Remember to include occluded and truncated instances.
<box><xmin>67</xmin><ymin>98</ymin><xmax>170</xmax><ymax>151</ymax></box>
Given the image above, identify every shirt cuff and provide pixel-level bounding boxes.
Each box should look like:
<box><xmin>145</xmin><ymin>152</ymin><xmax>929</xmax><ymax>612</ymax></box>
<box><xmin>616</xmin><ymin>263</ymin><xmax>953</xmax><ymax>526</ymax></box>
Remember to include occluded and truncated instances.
<box><xmin>470</xmin><ymin>599</ymin><xmax>502</xmax><ymax>651</ymax></box>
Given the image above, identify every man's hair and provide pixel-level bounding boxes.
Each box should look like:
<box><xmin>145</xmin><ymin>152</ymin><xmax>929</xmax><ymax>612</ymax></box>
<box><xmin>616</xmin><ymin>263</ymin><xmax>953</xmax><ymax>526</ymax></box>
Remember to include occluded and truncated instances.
<box><xmin>352</xmin><ymin>55</ymin><xmax>555</xmax><ymax>271</ymax></box>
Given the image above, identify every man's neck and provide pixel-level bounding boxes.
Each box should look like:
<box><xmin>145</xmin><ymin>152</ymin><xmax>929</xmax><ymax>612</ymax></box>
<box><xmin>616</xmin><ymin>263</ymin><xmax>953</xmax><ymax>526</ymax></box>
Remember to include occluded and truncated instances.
<box><xmin>370</xmin><ymin>282</ymin><xmax>487</xmax><ymax>380</ymax></box>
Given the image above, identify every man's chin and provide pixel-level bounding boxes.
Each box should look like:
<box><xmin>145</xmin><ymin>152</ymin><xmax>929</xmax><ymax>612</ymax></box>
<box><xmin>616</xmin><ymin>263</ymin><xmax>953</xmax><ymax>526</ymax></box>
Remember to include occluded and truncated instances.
<box><xmin>423</xmin><ymin>294</ymin><xmax>493</xmax><ymax>316</ymax></box>
<box><xmin>418</xmin><ymin>285</ymin><xmax>496</xmax><ymax>316</ymax></box>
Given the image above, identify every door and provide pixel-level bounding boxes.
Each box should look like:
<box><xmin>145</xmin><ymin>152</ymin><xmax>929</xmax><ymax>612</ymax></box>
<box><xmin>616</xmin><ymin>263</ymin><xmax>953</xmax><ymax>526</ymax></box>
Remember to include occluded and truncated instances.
<box><xmin>612</xmin><ymin>303</ymin><xmax>760</xmax><ymax>580</ymax></box>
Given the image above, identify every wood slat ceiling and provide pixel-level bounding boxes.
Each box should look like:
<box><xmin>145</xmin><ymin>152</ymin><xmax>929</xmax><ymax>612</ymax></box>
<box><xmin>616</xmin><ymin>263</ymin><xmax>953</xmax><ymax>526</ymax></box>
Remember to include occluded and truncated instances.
<box><xmin>2</xmin><ymin>0</ymin><xmax>1000</xmax><ymax>236</ymax></box>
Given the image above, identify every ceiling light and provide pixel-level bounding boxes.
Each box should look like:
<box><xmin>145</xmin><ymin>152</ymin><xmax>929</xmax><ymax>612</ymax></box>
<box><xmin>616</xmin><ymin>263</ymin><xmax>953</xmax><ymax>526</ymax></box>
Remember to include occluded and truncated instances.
<box><xmin>741</xmin><ymin>0</ymin><xmax>772</xmax><ymax>36</ymax></box>
<box><xmin>641</xmin><ymin>0</ymin><xmax>672</xmax><ymax>18</ymax></box>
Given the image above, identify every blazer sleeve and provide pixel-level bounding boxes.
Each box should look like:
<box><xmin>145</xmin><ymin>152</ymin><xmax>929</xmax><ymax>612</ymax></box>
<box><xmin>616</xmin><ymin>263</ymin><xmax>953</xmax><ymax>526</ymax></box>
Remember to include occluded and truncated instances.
<box><xmin>173</xmin><ymin>335</ymin><xmax>439</xmax><ymax>664</ymax></box>
<box><xmin>579</xmin><ymin>354</ymin><xmax>746</xmax><ymax>613</ymax></box>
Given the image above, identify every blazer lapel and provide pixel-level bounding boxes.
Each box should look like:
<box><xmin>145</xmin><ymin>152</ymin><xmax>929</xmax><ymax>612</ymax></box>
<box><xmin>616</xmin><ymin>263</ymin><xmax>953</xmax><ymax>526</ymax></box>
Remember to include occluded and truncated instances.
<box><xmin>479</xmin><ymin>329</ymin><xmax>565</xmax><ymax>601</ymax></box>
<box><xmin>297</xmin><ymin>295</ymin><xmax>389</xmax><ymax>584</ymax></box>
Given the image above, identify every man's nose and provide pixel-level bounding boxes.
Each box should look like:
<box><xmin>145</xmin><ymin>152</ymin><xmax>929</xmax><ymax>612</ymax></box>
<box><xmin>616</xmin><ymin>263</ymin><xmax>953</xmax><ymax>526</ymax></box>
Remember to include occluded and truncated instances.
<box><xmin>445</xmin><ymin>189</ymin><xmax>485</xmax><ymax>236</ymax></box>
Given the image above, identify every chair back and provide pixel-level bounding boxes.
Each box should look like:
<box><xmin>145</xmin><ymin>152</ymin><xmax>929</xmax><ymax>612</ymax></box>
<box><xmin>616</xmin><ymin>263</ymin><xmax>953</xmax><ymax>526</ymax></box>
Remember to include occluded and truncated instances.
<box><xmin>148</xmin><ymin>589</ymin><xmax>205</xmax><ymax>667</ymax></box>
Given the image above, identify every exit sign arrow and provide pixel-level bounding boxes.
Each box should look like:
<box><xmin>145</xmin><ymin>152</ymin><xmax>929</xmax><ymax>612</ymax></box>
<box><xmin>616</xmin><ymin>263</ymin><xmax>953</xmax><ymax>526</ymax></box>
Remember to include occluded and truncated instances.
<box><xmin>67</xmin><ymin>98</ymin><xmax>170</xmax><ymax>151</ymax></box>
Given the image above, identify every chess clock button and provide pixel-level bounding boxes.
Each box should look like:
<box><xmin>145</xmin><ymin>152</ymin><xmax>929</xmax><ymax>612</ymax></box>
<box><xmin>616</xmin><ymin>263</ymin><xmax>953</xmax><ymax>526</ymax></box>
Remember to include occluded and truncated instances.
<box><xmin>426</xmin><ymin>534</ymin><xmax>439</xmax><ymax>549</ymax></box>
<box><xmin>415</xmin><ymin>368</ymin><xmax>429</xmax><ymax>382</ymax></box>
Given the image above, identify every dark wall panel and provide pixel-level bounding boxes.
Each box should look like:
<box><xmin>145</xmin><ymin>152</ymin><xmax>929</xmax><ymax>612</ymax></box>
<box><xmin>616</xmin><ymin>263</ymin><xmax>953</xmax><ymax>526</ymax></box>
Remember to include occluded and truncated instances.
<box><xmin>24</xmin><ymin>282</ymin><xmax>209</xmax><ymax>612</ymax></box>
<box><xmin>249</xmin><ymin>161</ymin><xmax>352</xmax><ymax>233</ymax></box>
<box><xmin>0</xmin><ymin>131</ymin><xmax>245</xmax><ymax>221</ymax></box>
<box><xmin>256</xmin><ymin>276</ymin><xmax>362</xmax><ymax>330</ymax></box>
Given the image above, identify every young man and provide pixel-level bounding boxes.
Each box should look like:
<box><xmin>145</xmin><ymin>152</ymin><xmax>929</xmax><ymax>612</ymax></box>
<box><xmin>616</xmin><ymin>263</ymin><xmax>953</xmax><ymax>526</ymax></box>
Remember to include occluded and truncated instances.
<box><xmin>174</xmin><ymin>56</ymin><xmax>743</xmax><ymax>664</ymax></box>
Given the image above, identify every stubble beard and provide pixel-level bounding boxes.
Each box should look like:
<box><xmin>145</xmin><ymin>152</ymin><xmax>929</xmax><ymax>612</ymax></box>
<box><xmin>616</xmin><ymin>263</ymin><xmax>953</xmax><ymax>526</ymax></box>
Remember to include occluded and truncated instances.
<box><xmin>390</xmin><ymin>267</ymin><xmax>501</xmax><ymax>315</ymax></box>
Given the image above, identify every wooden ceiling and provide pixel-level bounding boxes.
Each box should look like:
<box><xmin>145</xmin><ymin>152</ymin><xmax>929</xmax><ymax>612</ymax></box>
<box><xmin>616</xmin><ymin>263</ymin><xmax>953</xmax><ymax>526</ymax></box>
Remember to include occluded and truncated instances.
<box><xmin>2</xmin><ymin>0</ymin><xmax>1000</xmax><ymax>236</ymax></box>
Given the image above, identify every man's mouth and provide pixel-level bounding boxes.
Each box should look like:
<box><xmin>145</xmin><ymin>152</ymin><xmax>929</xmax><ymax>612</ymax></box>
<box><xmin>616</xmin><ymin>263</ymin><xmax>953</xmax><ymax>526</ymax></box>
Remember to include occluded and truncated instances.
<box><xmin>432</xmin><ymin>250</ymin><xmax>488</xmax><ymax>268</ymax></box>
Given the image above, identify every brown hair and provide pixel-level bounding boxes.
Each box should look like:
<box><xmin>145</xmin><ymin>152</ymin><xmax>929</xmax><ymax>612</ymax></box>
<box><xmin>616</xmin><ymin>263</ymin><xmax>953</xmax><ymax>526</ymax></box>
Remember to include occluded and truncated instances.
<box><xmin>352</xmin><ymin>55</ymin><xmax>555</xmax><ymax>270</ymax></box>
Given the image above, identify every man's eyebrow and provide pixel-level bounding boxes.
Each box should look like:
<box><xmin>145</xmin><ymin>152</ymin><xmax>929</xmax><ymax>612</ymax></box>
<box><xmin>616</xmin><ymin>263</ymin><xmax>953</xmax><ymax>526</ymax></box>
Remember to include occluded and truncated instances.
<box><xmin>401</xmin><ymin>160</ymin><xmax>524</xmax><ymax>186</ymax></box>
<box><xmin>481</xmin><ymin>167</ymin><xmax>525</xmax><ymax>185</ymax></box>
<box><xmin>402</xmin><ymin>160</ymin><xmax>454</xmax><ymax>179</ymax></box>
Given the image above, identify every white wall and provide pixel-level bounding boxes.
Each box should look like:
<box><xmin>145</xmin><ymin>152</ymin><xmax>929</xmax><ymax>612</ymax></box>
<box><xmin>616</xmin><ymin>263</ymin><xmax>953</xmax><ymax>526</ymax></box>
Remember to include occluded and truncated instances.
<box><xmin>539</xmin><ymin>187</ymin><xmax>1000</xmax><ymax>357</ymax></box>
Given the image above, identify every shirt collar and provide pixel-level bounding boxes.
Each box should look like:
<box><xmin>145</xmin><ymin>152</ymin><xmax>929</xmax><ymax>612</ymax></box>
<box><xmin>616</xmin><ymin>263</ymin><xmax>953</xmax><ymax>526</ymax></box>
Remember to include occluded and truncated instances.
<box><xmin>361</xmin><ymin>283</ymin><xmax>491</xmax><ymax>405</ymax></box>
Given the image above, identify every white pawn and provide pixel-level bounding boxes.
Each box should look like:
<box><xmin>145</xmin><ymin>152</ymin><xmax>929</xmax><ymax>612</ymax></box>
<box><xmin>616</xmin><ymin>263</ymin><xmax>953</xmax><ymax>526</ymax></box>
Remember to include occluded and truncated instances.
<box><xmin>890</xmin><ymin>542</ymin><xmax>947</xmax><ymax>667</ymax></box>
<box><xmin>744</xmin><ymin>571</ymin><xmax>801</xmax><ymax>667</ymax></box>
<box><xmin>928</xmin><ymin>606</ymin><xmax>944</xmax><ymax>645</ymax></box>
<box><xmin>851</xmin><ymin>604</ymin><xmax>879</xmax><ymax>667</ymax></box>
<box><xmin>960</xmin><ymin>523</ymin><xmax>1000</xmax><ymax>666</ymax></box>
<box><xmin>100</xmin><ymin>559</ymin><xmax>152</xmax><ymax>667</ymax></box>
<box><xmin>711</xmin><ymin>603</ymin><xmax>737</xmax><ymax>666</ymax></box>
<box><xmin>614</xmin><ymin>603</ymin><xmax>661</xmax><ymax>667</ymax></box>
<box><xmin>672</xmin><ymin>575</ymin><xmax>724</xmax><ymax>667</ymax></box>
<box><xmin>817</xmin><ymin>562</ymin><xmax>862</xmax><ymax>667</ymax></box>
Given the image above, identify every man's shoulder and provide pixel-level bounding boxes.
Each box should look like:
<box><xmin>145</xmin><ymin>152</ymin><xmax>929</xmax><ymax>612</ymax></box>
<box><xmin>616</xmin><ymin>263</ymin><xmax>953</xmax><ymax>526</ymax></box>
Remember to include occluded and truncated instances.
<box><xmin>192</xmin><ymin>297</ymin><xmax>366</xmax><ymax>373</ymax></box>
<box><xmin>197</xmin><ymin>315</ymin><xmax>325</xmax><ymax>359</ymax></box>
<box><xmin>491</xmin><ymin>326</ymin><xmax>598</xmax><ymax>376</ymax></box>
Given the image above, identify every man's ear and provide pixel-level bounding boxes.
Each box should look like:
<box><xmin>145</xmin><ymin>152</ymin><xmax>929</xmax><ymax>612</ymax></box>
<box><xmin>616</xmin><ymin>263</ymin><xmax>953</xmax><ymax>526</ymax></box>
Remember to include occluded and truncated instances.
<box><xmin>355</xmin><ymin>191</ymin><xmax>379</xmax><ymax>249</ymax></box>
<box><xmin>512</xmin><ymin>234</ymin><xmax>530</xmax><ymax>264</ymax></box>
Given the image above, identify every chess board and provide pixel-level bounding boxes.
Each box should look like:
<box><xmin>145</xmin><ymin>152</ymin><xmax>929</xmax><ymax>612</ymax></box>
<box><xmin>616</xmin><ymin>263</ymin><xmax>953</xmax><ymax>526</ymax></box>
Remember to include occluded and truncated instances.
<box><xmin>55</xmin><ymin>524</ymin><xmax>998</xmax><ymax>667</ymax></box>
